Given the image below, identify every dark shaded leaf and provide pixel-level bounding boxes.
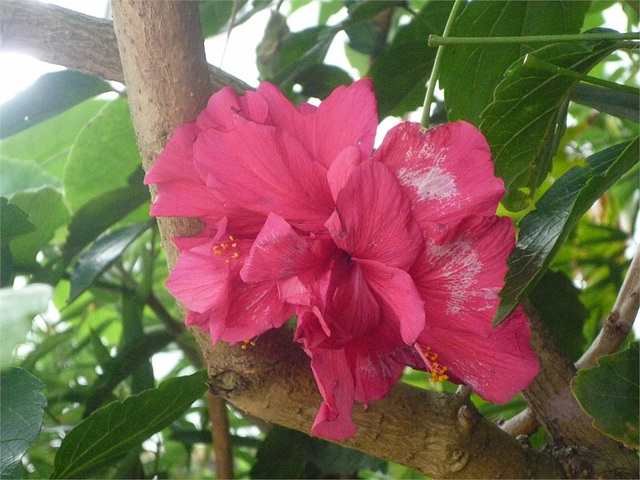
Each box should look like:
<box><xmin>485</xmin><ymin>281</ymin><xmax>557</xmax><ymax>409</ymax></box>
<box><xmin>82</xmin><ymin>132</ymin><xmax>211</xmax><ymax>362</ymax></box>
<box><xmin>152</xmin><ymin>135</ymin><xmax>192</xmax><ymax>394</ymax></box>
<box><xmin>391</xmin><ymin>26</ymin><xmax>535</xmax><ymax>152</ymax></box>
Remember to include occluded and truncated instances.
<box><xmin>571</xmin><ymin>83</ymin><xmax>640</xmax><ymax>122</ymax></box>
<box><xmin>495</xmin><ymin>137</ymin><xmax>638</xmax><ymax>325</ymax></box>
<box><xmin>63</xmin><ymin>182</ymin><xmax>150</xmax><ymax>266</ymax></box>
<box><xmin>0</xmin><ymin>71</ymin><xmax>111</xmax><ymax>139</ymax></box>
<box><xmin>69</xmin><ymin>223</ymin><xmax>151</xmax><ymax>302</ymax></box>
<box><xmin>440</xmin><ymin>1</ymin><xmax>591</xmax><ymax>125</ymax></box>
<box><xmin>51</xmin><ymin>371</ymin><xmax>208</xmax><ymax>479</ymax></box>
<box><xmin>83</xmin><ymin>330</ymin><xmax>176</xmax><ymax>416</ymax></box>
<box><xmin>346</xmin><ymin>0</ymin><xmax>398</xmax><ymax>22</ymax></box>
<box><xmin>572</xmin><ymin>341</ymin><xmax>639</xmax><ymax>449</ymax></box>
<box><xmin>529</xmin><ymin>270</ymin><xmax>588</xmax><ymax>361</ymax></box>
<box><xmin>251</xmin><ymin>426</ymin><xmax>386</xmax><ymax>479</ymax></box>
<box><xmin>367</xmin><ymin>0</ymin><xmax>453</xmax><ymax>119</ymax></box>
<box><xmin>0</xmin><ymin>198</ymin><xmax>35</xmax><ymax>241</ymax></box>
<box><xmin>481</xmin><ymin>38</ymin><xmax>620</xmax><ymax>211</ymax></box>
<box><xmin>294</xmin><ymin>64</ymin><xmax>354</xmax><ymax>99</ymax></box>
<box><xmin>0</xmin><ymin>368</ymin><xmax>46</xmax><ymax>477</ymax></box>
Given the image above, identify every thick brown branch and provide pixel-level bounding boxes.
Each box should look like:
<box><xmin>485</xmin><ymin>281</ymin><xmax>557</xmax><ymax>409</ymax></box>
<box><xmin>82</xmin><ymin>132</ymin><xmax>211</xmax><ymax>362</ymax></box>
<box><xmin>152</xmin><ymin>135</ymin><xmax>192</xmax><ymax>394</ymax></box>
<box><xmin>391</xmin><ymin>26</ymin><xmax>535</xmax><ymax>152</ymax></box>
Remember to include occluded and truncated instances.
<box><xmin>503</xmin><ymin>250</ymin><xmax>640</xmax><ymax>440</ymax></box>
<box><xmin>521</xmin><ymin>301</ymin><xmax>638</xmax><ymax>478</ymax></box>
<box><xmin>0</xmin><ymin>0</ymin><xmax>250</xmax><ymax>93</ymax></box>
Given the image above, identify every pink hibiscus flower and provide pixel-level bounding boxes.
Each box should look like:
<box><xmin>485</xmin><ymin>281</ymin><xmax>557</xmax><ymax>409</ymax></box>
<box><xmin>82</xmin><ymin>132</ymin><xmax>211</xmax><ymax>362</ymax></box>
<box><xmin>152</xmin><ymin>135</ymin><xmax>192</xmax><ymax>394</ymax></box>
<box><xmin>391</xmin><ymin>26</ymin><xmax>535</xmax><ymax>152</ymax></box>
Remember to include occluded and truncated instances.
<box><xmin>145</xmin><ymin>79</ymin><xmax>539</xmax><ymax>441</ymax></box>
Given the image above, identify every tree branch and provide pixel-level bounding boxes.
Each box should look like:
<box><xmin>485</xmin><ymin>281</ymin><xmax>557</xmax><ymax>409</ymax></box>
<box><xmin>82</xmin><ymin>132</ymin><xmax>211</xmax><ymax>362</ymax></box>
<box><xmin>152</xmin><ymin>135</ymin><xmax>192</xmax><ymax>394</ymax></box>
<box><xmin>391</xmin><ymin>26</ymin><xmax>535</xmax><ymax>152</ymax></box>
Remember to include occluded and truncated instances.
<box><xmin>503</xmin><ymin>249</ymin><xmax>640</xmax><ymax>443</ymax></box>
<box><xmin>0</xmin><ymin>0</ymin><xmax>251</xmax><ymax>93</ymax></box>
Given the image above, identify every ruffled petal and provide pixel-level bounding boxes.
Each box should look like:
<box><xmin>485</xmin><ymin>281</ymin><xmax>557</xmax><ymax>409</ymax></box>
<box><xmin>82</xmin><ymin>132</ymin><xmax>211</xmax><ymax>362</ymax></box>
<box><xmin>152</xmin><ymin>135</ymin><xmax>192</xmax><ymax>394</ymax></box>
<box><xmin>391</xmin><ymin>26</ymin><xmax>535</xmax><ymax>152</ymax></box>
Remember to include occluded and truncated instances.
<box><xmin>257</xmin><ymin>79</ymin><xmax>377</xmax><ymax>169</ymax></box>
<box><xmin>411</xmin><ymin>215</ymin><xmax>516</xmax><ymax>335</ymax></box>
<box><xmin>374</xmin><ymin>122</ymin><xmax>504</xmax><ymax>226</ymax></box>
<box><xmin>416</xmin><ymin>307</ymin><xmax>538</xmax><ymax>403</ymax></box>
<box><xmin>326</xmin><ymin>160</ymin><xmax>423</xmax><ymax>271</ymax></box>
<box><xmin>355</xmin><ymin>258</ymin><xmax>425</xmax><ymax>345</ymax></box>
<box><xmin>196</xmin><ymin>86</ymin><xmax>269</xmax><ymax>131</ymax></box>
<box><xmin>240</xmin><ymin>213</ymin><xmax>335</xmax><ymax>284</ymax></box>
<box><xmin>194</xmin><ymin>116</ymin><xmax>334</xmax><ymax>232</ymax></box>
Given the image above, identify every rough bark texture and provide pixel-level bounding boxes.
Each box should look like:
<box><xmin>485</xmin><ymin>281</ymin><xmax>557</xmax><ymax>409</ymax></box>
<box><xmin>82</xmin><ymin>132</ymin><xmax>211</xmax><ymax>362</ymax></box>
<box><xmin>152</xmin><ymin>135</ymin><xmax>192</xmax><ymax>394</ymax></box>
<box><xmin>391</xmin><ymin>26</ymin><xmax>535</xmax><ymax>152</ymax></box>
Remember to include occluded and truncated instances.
<box><xmin>0</xmin><ymin>0</ymin><xmax>250</xmax><ymax>93</ymax></box>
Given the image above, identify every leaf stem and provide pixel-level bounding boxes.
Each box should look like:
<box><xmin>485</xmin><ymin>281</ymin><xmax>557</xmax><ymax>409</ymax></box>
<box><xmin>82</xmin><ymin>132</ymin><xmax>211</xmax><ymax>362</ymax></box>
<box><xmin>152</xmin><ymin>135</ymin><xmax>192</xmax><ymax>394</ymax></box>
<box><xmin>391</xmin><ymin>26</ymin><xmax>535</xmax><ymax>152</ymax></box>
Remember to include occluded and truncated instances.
<box><xmin>420</xmin><ymin>0</ymin><xmax>465</xmax><ymax>128</ymax></box>
<box><xmin>429</xmin><ymin>31</ymin><xmax>639</xmax><ymax>46</ymax></box>
<box><xmin>523</xmin><ymin>54</ymin><xmax>640</xmax><ymax>96</ymax></box>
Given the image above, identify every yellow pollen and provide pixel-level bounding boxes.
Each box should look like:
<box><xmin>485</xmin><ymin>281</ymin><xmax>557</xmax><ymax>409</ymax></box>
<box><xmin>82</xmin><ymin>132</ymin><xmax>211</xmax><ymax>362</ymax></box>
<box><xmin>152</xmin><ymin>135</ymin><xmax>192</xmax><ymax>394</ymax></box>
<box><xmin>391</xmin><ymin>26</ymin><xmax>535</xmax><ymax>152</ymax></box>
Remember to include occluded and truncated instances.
<box><xmin>241</xmin><ymin>338</ymin><xmax>257</xmax><ymax>350</ymax></box>
<box><xmin>422</xmin><ymin>345</ymin><xmax>449</xmax><ymax>383</ymax></box>
<box><xmin>212</xmin><ymin>235</ymin><xmax>241</xmax><ymax>264</ymax></box>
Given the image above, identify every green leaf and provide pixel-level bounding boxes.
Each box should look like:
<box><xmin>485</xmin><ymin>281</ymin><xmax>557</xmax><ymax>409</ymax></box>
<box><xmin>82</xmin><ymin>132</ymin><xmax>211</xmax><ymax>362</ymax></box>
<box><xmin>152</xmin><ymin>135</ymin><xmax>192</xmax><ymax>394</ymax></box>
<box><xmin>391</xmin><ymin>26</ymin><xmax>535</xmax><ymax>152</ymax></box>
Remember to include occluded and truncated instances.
<box><xmin>440</xmin><ymin>0</ymin><xmax>591</xmax><ymax>126</ymax></box>
<box><xmin>0</xmin><ymin>98</ymin><xmax>108</xmax><ymax>180</ymax></box>
<box><xmin>529</xmin><ymin>270</ymin><xmax>588</xmax><ymax>361</ymax></box>
<box><xmin>571</xmin><ymin>342</ymin><xmax>639</xmax><ymax>449</ymax></box>
<box><xmin>0</xmin><ymin>70</ymin><xmax>111</xmax><ymax>139</ymax></box>
<box><xmin>495</xmin><ymin>137</ymin><xmax>639</xmax><ymax>325</ymax></box>
<box><xmin>571</xmin><ymin>83</ymin><xmax>640</xmax><ymax>122</ymax></box>
<box><xmin>367</xmin><ymin>0</ymin><xmax>453</xmax><ymax>119</ymax></box>
<box><xmin>84</xmin><ymin>330</ymin><xmax>176</xmax><ymax>416</ymax></box>
<box><xmin>63</xmin><ymin>98</ymin><xmax>141</xmax><ymax>211</ymax></box>
<box><xmin>63</xmin><ymin>182</ymin><xmax>151</xmax><ymax>266</ymax></box>
<box><xmin>69</xmin><ymin>223</ymin><xmax>152</xmax><ymax>302</ymax></box>
<box><xmin>7</xmin><ymin>187</ymin><xmax>70</xmax><ymax>267</ymax></box>
<box><xmin>0</xmin><ymin>157</ymin><xmax>61</xmax><ymax>197</ymax></box>
<box><xmin>51</xmin><ymin>370</ymin><xmax>208</xmax><ymax>479</ymax></box>
<box><xmin>294</xmin><ymin>64</ymin><xmax>354</xmax><ymax>99</ymax></box>
<box><xmin>481</xmin><ymin>38</ymin><xmax>619</xmax><ymax>211</ymax></box>
<box><xmin>0</xmin><ymin>285</ymin><xmax>53</xmax><ymax>369</ymax></box>
<box><xmin>0</xmin><ymin>198</ymin><xmax>35</xmax><ymax>241</ymax></box>
<box><xmin>251</xmin><ymin>426</ymin><xmax>386</xmax><ymax>479</ymax></box>
<box><xmin>0</xmin><ymin>368</ymin><xmax>46</xmax><ymax>477</ymax></box>
<box><xmin>198</xmin><ymin>0</ymin><xmax>248</xmax><ymax>38</ymax></box>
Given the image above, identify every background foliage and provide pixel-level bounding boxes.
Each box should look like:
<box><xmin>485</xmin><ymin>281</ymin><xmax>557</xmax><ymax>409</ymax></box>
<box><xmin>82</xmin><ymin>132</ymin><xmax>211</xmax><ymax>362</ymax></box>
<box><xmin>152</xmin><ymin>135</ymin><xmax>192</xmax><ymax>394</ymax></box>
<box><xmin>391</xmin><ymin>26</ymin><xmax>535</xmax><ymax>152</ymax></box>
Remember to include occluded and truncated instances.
<box><xmin>1</xmin><ymin>0</ymin><xmax>638</xmax><ymax>478</ymax></box>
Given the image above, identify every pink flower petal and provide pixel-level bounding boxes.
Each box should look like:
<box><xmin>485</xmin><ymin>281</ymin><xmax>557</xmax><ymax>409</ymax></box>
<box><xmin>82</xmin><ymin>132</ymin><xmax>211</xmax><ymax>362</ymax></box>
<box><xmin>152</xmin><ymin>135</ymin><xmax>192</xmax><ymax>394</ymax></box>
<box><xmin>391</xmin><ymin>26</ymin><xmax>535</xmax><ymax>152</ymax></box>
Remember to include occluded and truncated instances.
<box><xmin>326</xmin><ymin>160</ymin><xmax>423</xmax><ymax>271</ymax></box>
<box><xmin>326</xmin><ymin>145</ymin><xmax>363</xmax><ymax>202</ymax></box>
<box><xmin>196</xmin><ymin>86</ymin><xmax>269</xmax><ymax>132</ymax></box>
<box><xmin>355</xmin><ymin>258</ymin><xmax>425</xmax><ymax>345</ymax></box>
<box><xmin>416</xmin><ymin>307</ymin><xmax>538</xmax><ymax>403</ymax></box>
<box><xmin>374</xmin><ymin>121</ymin><xmax>504</xmax><ymax>226</ymax></box>
<box><xmin>304</xmin><ymin>346</ymin><xmax>358</xmax><ymax>440</ymax></box>
<box><xmin>240</xmin><ymin>213</ymin><xmax>335</xmax><ymax>284</ymax></box>
<box><xmin>257</xmin><ymin>79</ymin><xmax>377</xmax><ymax>169</ymax></box>
<box><xmin>166</xmin><ymin>241</ymin><xmax>229</xmax><ymax>315</ymax></box>
<box><xmin>411</xmin><ymin>215</ymin><xmax>516</xmax><ymax>335</ymax></box>
<box><xmin>194</xmin><ymin>116</ymin><xmax>334</xmax><ymax>233</ymax></box>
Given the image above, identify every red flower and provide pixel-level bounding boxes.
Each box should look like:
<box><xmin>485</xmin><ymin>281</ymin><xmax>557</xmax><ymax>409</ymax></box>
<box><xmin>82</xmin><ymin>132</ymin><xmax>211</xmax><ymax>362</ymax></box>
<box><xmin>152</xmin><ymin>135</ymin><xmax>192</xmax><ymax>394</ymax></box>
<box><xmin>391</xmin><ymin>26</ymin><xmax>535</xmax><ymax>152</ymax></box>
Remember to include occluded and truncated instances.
<box><xmin>145</xmin><ymin>79</ymin><xmax>539</xmax><ymax>440</ymax></box>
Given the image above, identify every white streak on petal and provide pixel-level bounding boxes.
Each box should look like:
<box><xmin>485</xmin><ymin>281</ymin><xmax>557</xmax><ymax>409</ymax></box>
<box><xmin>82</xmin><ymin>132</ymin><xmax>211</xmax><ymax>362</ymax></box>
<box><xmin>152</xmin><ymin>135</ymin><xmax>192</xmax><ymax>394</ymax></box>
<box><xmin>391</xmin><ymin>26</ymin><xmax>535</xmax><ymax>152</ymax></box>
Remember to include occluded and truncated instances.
<box><xmin>396</xmin><ymin>146</ymin><xmax>459</xmax><ymax>203</ymax></box>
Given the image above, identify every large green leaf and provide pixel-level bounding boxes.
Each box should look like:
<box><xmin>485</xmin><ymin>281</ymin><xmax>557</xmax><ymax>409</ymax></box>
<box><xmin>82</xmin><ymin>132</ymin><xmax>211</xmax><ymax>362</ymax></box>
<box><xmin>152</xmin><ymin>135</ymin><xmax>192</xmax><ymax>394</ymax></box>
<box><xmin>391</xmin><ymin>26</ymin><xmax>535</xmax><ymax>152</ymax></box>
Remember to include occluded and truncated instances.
<box><xmin>571</xmin><ymin>83</ymin><xmax>640</xmax><ymax>122</ymax></box>
<box><xmin>0</xmin><ymin>284</ymin><xmax>53</xmax><ymax>369</ymax></box>
<box><xmin>198</xmin><ymin>0</ymin><xmax>248</xmax><ymax>38</ymax></box>
<box><xmin>0</xmin><ymin>98</ymin><xmax>107</xmax><ymax>179</ymax></box>
<box><xmin>367</xmin><ymin>0</ymin><xmax>453</xmax><ymax>119</ymax></box>
<box><xmin>0</xmin><ymin>368</ymin><xmax>46</xmax><ymax>477</ymax></box>
<box><xmin>481</xmin><ymin>38</ymin><xmax>619</xmax><ymax>211</ymax></box>
<box><xmin>50</xmin><ymin>370</ymin><xmax>208</xmax><ymax>479</ymax></box>
<box><xmin>440</xmin><ymin>0</ymin><xmax>591</xmax><ymax>126</ymax></box>
<box><xmin>68</xmin><ymin>222</ymin><xmax>152</xmax><ymax>302</ymax></box>
<box><xmin>495</xmin><ymin>137</ymin><xmax>638</xmax><ymax>325</ymax></box>
<box><xmin>571</xmin><ymin>341</ymin><xmax>639</xmax><ymax>449</ymax></box>
<box><xmin>0</xmin><ymin>70</ymin><xmax>111</xmax><ymax>139</ymax></box>
<box><xmin>63</xmin><ymin>98</ymin><xmax>141</xmax><ymax>211</ymax></box>
<box><xmin>7</xmin><ymin>187</ymin><xmax>70</xmax><ymax>267</ymax></box>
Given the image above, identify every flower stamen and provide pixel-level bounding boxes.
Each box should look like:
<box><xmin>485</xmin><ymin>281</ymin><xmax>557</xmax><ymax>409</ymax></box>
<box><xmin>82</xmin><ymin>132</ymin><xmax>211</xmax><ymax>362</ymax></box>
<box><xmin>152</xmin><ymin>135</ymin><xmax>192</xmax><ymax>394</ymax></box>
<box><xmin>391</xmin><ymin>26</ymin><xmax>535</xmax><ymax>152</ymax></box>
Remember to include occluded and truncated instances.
<box><xmin>213</xmin><ymin>235</ymin><xmax>241</xmax><ymax>264</ymax></box>
<box><xmin>422</xmin><ymin>345</ymin><xmax>449</xmax><ymax>382</ymax></box>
